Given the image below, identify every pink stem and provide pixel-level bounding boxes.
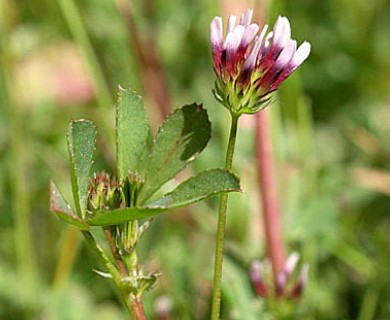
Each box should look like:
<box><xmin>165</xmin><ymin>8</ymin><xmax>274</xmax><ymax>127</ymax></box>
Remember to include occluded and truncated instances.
<box><xmin>255</xmin><ymin>109</ymin><xmax>286</xmax><ymax>284</ymax></box>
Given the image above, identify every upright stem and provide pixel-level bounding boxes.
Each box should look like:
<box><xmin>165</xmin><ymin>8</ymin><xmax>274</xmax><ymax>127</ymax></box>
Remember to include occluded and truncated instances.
<box><xmin>211</xmin><ymin>114</ymin><xmax>239</xmax><ymax>320</ymax></box>
<box><xmin>82</xmin><ymin>231</ymin><xmax>147</xmax><ymax>319</ymax></box>
<box><xmin>104</xmin><ymin>228</ymin><xmax>128</xmax><ymax>276</ymax></box>
<box><xmin>255</xmin><ymin>110</ymin><xmax>285</xmax><ymax>284</ymax></box>
<box><xmin>103</xmin><ymin>227</ymin><xmax>148</xmax><ymax>320</ymax></box>
<box><xmin>129</xmin><ymin>296</ymin><xmax>148</xmax><ymax>320</ymax></box>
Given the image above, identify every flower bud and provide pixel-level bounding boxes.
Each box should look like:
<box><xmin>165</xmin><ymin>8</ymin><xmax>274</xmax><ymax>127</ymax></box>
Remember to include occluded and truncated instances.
<box><xmin>87</xmin><ymin>172</ymin><xmax>121</xmax><ymax>214</ymax></box>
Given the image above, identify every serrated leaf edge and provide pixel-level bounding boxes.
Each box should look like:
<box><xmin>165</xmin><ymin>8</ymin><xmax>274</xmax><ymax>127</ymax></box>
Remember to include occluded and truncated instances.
<box><xmin>141</xmin><ymin>103</ymin><xmax>211</xmax><ymax>202</ymax></box>
<box><xmin>146</xmin><ymin>168</ymin><xmax>241</xmax><ymax>208</ymax></box>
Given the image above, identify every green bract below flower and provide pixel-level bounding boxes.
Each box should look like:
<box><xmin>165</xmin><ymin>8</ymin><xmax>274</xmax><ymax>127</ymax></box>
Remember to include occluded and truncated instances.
<box><xmin>210</xmin><ymin>9</ymin><xmax>311</xmax><ymax>116</ymax></box>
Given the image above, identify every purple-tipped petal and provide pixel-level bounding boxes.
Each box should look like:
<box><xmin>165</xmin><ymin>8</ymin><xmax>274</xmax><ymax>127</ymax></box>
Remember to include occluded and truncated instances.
<box><xmin>225</xmin><ymin>25</ymin><xmax>245</xmax><ymax>74</ymax></box>
<box><xmin>260</xmin><ymin>17</ymin><xmax>291</xmax><ymax>69</ymax></box>
<box><xmin>274</xmin><ymin>39</ymin><xmax>297</xmax><ymax>69</ymax></box>
<box><xmin>240</xmin><ymin>23</ymin><xmax>260</xmax><ymax>48</ymax></box>
<box><xmin>241</xmin><ymin>35</ymin><xmax>263</xmax><ymax>73</ymax></box>
<box><xmin>258</xmin><ymin>30</ymin><xmax>274</xmax><ymax>68</ymax></box>
<box><xmin>258</xmin><ymin>25</ymin><xmax>269</xmax><ymax>46</ymax></box>
<box><xmin>240</xmin><ymin>9</ymin><xmax>253</xmax><ymax>26</ymax></box>
<box><xmin>210</xmin><ymin>17</ymin><xmax>224</xmax><ymax>70</ymax></box>
<box><xmin>269</xmin><ymin>41</ymin><xmax>311</xmax><ymax>90</ymax></box>
<box><xmin>257</xmin><ymin>25</ymin><xmax>270</xmax><ymax>59</ymax></box>
<box><xmin>210</xmin><ymin>17</ymin><xmax>223</xmax><ymax>50</ymax></box>
<box><xmin>227</xmin><ymin>15</ymin><xmax>237</xmax><ymax>35</ymax></box>
<box><xmin>225</xmin><ymin>25</ymin><xmax>245</xmax><ymax>54</ymax></box>
<box><xmin>272</xmin><ymin>16</ymin><xmax>291</xmax><ymax>49</ymax></box>
<box><xmin>291</xmin><ymin>41</ymin><xmax>311</xmax><ymax>68</ymax></box>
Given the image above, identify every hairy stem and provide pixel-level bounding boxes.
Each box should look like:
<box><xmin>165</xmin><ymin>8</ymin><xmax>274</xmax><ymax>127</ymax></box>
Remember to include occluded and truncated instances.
<box><xmin>129</xmin><ymin>296</ymin><xmax>148</xmax><ymax>320</ymax></box>
<box><xmin>211</xmin><ymin>114</ymin><xmax>239</xmax><ymax>320</ymax></box>
<box><xmin>82</xmin><ymin>231</ymin><xmax>148</xmax><ymax>319</ymax></box>
<box><xmin>104</xmin><ymin>228</ymin><xmax>128</xmax><ymax>276</ymax></box>
<box><xmin>103</xmin><ymin>227</ymin><xmax>148</xmax><ymax>320</ymax></box>
<box><xmin>81</xmin><ymin>231</ymin><xmax>121</xmax><ymax>280</ymax></box>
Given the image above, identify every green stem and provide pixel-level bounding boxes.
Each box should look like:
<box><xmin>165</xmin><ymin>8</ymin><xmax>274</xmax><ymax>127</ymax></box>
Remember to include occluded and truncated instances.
<box><xmin>104</xmin><ymin>228</ymin><xmax>128</xmax><ymax>276</ymax></box>
<box><xmin>81</xmin><ymin>231</ymin><xmax>121</xmax><ymax>281</ymax></box>
<box><xmin>129</xmin><ymin>296</ymin><xmax>147</xmax><ymax>320</ymax></box>
<box><xmin>82</xmin><ymin>231</ymin><xmax>138</xmax><ymax>317</ymax></box>
<box><xmin>211</xmin><ymin>114</ymin><xmax>239</xmax><ymax>320</ymax></box>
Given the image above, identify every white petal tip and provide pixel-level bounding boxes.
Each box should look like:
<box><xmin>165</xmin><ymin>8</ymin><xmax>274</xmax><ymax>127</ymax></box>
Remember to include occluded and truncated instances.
<box><xmin>293</xmin><ymin>41</ymin><xmax>311</xmax><ymax>65</ymax></box>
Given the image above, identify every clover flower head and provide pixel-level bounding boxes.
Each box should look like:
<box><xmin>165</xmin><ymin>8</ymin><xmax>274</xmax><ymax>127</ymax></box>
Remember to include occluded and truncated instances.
<box><xmin>210</xmin><ymin>9</ymin><xmax>311</xmax><ymax>115</ymax></box>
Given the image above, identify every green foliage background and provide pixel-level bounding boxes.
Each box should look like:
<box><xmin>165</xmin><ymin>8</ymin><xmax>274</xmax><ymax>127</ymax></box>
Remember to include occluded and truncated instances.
<box><xmin>1</xmin><ymin>0</ymin><xmax>390</xmax><ymax>319</ymax></box>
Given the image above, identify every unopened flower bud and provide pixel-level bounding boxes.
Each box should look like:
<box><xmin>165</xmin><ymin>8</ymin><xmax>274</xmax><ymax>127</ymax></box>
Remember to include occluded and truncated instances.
<box><xmin>87</xmin><ymin>172</ymin><xmax>121</xmax><ymax>213</ymax></box>
<box><xmin>122</xmin><ymin>171</ymin><xmax>144</xmax><ymax>207</ymax></box>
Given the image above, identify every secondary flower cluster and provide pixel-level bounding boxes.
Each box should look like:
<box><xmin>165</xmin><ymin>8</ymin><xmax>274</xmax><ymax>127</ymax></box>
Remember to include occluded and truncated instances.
<box><xmin>250</xmin><ymin>252</ymin><xmax>309</xmax><ymax>299</ymax></box>
<box><xmin>210</xmin><ymin>10</ymin><xmax>311</xmax><ymax>115</ymax></box>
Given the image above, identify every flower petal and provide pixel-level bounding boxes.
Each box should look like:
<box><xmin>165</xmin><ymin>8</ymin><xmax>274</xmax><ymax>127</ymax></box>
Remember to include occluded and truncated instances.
<box><xmin>226</xmin><ymin>15</ymin><xmax>237</xmax><ymax>35</ymax></box>
<box><xmin>272</xmin><ymin>16</ymin><xmax>291</xmax><ymax>50</ymax></box>
<box><xmin>274</xmin><ymin>39</ymin><xmax>296</xmax><ymax>69</ymax></box>
<box><xmin>242</xmin><ymin>34</ymin><xmax>263</xmax><ymax>73</ymax></box>
<box><xmin>210</xmin><ymin>17</ymin><xmax>224</xmax><ymax>71</ymax></box>
<box><xmin>225</xmin><ymin>25</ymin><xmax>245</xmax><ymax>73</ymax></box>
<box><xmin>240</xmin><ymin>9</ymin><xmax>253</xmax><ymax>26</ymax></box>
<box><xmin>291</xmin><ymin>41</ymin><xmax>311</xmax><ymax>68</ymax></box>
<box><xmin>210</xmin><ymin>17</ymin><xmax>223</xmax><ymax>50</ymax></box>
<box><xmin>240</xmin><ymin>23</ymin><xmax>260</xmax><ymax>48</ymax></box>
<box><xmin>269</xmin><ymin>41</ymin><xmax>311</xmax><ymax>90</ymax></box>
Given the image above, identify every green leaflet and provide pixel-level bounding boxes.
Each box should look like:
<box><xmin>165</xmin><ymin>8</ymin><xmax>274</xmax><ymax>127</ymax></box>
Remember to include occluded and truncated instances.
<box><xmin>116</xmin><ymin>88</ymin><xmax>151</xmax><ymax>180</ymax></box>
<box><xmin>139</xmin><ymin>104</ymin><xmax>211</xmax><ymax>202</ymax></box>
<box><xmin>49</xmin><ymin>180</ymin><xmax>90</xmax><ymax>230</ymax></box>
<box><xmin>147</xmin><ymin>169</ymin><xmax>241</xmax><ymax>208</ymax></box>
<box><xmin>67</xmin><ymin>120</ymin><xmax>96</xmax><ymax>218</ymax></box>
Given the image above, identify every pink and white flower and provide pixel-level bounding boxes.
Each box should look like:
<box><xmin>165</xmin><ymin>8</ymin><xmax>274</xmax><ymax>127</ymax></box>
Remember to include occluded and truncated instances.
<box><xmin>210</xmin><ymin>10</ymin><xmax>311</xmax><ymax>115</ymax></box>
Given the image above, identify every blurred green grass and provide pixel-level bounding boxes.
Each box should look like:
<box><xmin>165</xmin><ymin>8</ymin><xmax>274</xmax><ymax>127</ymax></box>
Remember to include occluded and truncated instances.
<box><xmin>1</xmin><ymin>0</ymin><xmax>390</xmax><ymax>319</ymax></box>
